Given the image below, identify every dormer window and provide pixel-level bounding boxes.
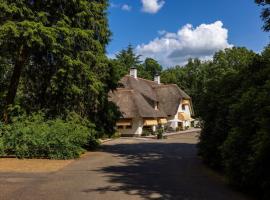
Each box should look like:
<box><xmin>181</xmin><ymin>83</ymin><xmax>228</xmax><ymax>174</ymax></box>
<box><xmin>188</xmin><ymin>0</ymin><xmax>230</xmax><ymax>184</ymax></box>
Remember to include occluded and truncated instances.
<box><xmin>155</xmin><ymin>102</ymin><xmax>159</xmax><ymax>110</ymax></box>
<box><xmin>182</xmin><ymin>104</ymin><xmax>186</xmax><ymax>111</ymax></box>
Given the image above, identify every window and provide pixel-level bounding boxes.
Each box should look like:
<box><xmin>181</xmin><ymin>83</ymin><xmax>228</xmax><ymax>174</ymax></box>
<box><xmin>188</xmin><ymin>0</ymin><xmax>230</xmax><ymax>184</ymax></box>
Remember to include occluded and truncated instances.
<box><xmin>126</xmin><ymin>125</ymin><xmax>132</xmax><ymax>129</ymax></box>
<box><xmin>117</xmin><ymin>126</ymin><xmax>124</xmax><ymax>129</ymax></box>
<box><xmin>155</xmin><ymin>102</ymin><xmax>159</xmax><ymax>110</ymax></box>
<box><xmin>182</xmin><ymin>105</ymin><xmax>186</xmax><ymax>110</ymax></box>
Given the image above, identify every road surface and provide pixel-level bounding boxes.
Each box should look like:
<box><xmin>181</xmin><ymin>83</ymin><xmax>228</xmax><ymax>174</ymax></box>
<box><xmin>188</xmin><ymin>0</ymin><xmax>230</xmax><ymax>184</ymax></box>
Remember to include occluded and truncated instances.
<box><xmin>0</xmin><ymin>132</ymin><xmax>250</xmax><ymax>200</ymax></box>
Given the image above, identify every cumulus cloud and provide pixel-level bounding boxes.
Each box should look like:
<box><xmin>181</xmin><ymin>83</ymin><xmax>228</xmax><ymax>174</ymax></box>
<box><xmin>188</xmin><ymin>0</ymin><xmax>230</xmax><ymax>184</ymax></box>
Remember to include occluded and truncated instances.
<box><xmin>136</xmin><ymin>21</ymin><xmax>233</xmax><ymax>67</ymax></box>
<box><xmin>110</xmin><ymin>2</ymin><xmax>119</xmax><ymax>8</ymax></box>
<box><xmin>141</xmin><ymin>0</ymin><xmax>165</xmax><ymax>14</ymax></box>
<box><xmin>110</xmin><ymin>2</ymin><xmax>132</xmax><ymax>11</ymax></box>
<box><xmin>121</xmin><ymin>4</ymin><xmax>132</xmax><ymax>11</ymax></box>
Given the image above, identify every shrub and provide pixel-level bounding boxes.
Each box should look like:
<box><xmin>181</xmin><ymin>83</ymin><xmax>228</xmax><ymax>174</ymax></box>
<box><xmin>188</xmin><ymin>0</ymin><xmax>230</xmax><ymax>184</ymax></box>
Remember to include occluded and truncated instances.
<box><xmin>0</xmin><ymin>136</ymin><xmax>4</xmax><ymax>156</ymax></box>
<box><xmin>142</xmin><ymin>128</ymin><xmax>152</xmax><ymax>136</ymax></box>
<box><xmin>1</xmin><ymin>112</ymin><xmax>98</xmax><ymax>159</ymax></box>
<box><xmin>157</xmin><ymin>126</ymin><xmax>164</xmax><ymax>139</ymax></box>
<box><xmin>86</xmin><ymin>136</ymin><xmax>101</xmax><ymax>151</ymax></box>
<box><xmin>111</xmin><ymin>132</ymin><xmax>121</xmax><ymax>139</ymax></box>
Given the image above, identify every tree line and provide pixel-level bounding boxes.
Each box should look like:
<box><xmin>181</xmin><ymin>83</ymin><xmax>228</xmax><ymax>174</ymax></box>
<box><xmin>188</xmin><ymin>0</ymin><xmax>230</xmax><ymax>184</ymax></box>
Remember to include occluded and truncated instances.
<box><xmin>0</xmin><ymin>0</ymin><xmax>120</xmax><ymax>158</ymax></box>
<box><xmin>112</xmin><ymin>2</ymin><xmax>270</xmax><ymax>197</ymax></box>
<box><xmin>162</xmin><ymin>47</ymin><xmax>270</xmax><ymax>199</ymax></box>
<box><xmin>0</xmin><ymin>1</ymin><xmax>269</xmax><ymax>197</ymax></box>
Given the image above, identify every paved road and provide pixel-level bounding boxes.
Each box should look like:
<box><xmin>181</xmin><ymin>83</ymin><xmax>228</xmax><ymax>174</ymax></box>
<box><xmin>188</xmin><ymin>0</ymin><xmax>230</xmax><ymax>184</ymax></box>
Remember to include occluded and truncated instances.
<box><xmin>0</xmin><ymin>133</ymin><xmax>250</xmax><ymax>200</ymax></box>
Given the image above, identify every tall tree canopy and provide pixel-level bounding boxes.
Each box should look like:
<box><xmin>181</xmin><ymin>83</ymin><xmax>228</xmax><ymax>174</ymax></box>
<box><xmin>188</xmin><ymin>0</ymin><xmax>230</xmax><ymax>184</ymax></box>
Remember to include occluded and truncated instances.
<box><xmin>115</xmin><ymin>45</ymin><xmax>142</xmax><ymax>77</ymax></box>
<box><xmin>256</xmin><ymin>0</ymin><xmax>270</xmax><ymax>31</ymax></box>
<box><xmin>161</xmin><ymin>47</ymin><xmax>270</xmax><ymax>198</ymax></box>
<box><xmin>114</xmin><ymin>45</ymin><xmax>162</xmax><ymax>80</ymax></box>
<box><xmin>138</xmin><ymin>58</ymin><xmax>162</xmax><ymax>80</ymax></box>
<box><xmin>0</xmin><ymin>0</ymin><xmax>119</xmax><ymax>136</ymax></box>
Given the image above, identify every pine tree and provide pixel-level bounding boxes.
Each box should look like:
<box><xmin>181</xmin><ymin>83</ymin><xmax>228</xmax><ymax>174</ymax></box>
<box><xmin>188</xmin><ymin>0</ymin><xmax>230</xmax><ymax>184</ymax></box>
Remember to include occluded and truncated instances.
<box><xmin>0</xmin><ymin>0</ymin><xmax>118</xmax><ymax>131</ymax></box>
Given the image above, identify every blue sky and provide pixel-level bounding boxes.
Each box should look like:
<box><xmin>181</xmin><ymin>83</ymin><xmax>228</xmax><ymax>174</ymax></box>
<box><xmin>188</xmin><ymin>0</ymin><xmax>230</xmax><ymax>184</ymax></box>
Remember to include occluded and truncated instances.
<box><xmin>107</xmin><ymin>0</ymin><xmax>269</xmax><ymax>67</ymax></box>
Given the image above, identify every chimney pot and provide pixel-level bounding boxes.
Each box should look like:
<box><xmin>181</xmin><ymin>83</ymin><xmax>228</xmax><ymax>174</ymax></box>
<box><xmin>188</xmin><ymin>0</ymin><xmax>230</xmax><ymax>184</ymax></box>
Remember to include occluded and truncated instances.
<box><xmin>130</xmin><ymin>67</ymin><xmax>137</xmax><ymax>79</ymax></box>
<box><xmin>154</xmin><ymin>73</ymin><xmax>161</xmax><ymax>84</ymax></box>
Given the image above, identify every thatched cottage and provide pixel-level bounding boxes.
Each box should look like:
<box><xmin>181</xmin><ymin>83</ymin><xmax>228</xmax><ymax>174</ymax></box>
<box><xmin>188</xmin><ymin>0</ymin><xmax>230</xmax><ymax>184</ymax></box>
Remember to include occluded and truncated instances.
<box><xmin>109</xmin><ymin>67</ymin><xmax>194</xmax><ymax>136</ymax></box>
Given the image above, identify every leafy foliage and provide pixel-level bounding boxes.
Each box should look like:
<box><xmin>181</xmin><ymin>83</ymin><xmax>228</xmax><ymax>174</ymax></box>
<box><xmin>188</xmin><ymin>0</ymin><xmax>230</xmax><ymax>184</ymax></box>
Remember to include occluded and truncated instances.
<box><xmin>115</xmin><ymin>45</ymin><xmax>142</xmax><ymax>77</ymax></box>
<box><xmin>0</xmin><ymin>133</ymin><xmax>4</xmax><ymax>156</ymax></box>
<box><xmin>161</xmin><ymin>46</ymin><xmax>270</xmax><ymax>198</ymax></box>
<box><xmin>0</xmin><ymin>112</ymin><xmax>96</xmax><ymax>159</ymax></box>
<box><xmin>138</xmin><ymin>58</ymin><xmax>162</xmax><ymax>79</ymax></box>
<box><xmin>220</xmin><ymin>49</ymin><xmax>270</xmax><ymax>198</ymax></box>
<box><xmin>0</xmin><ymin>0</ymin><xmax>120</xmax><ymax>137</ymax></box>
<box><xmin>256</xmin><ymin>0</ymin><xmax>270</xmax><ymax>31</ymax></box>
<box><xmin>114</xmin><ymin>45</ymin><xmax>162</xmax><ymax>80</ymax></box>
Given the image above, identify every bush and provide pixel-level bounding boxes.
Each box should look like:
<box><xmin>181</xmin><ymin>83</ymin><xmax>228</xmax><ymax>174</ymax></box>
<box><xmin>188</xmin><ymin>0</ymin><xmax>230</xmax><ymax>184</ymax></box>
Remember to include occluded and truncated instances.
<box><xmin>0</xmin><ymin>113</ymin><xmax>98</xmax><ymax>159</ymax></box>
<box><xmin>0</xmin><ymin>136</ymin><xmax>4</xmax><ymax>156</ymax></box>
<box><xmin>111</xmin><ymin>132</ymin><xmax>121</xmax><ymax>139</ymax></box>
<box><xmin>142</xmin><ymin>128</ymin><xmax>152</xmax><ymax>136</ymax></box>
<box><xmin>157</xmin><ymin>126</ymin><xmax>164</xmax><ymax>139</ymax></box>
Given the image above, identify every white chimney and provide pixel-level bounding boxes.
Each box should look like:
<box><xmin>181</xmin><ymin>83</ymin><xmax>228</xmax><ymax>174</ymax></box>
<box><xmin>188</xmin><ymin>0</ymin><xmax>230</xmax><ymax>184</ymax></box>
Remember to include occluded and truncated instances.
<box><xmin>130</xmin><ymin>67</ymin><xmax>137</xmax><ymax>79</ymax></box>
<box><xmin>154</xmin><ymin>73</ymin><xmax>161</xmax><ymax>84</ymax></box>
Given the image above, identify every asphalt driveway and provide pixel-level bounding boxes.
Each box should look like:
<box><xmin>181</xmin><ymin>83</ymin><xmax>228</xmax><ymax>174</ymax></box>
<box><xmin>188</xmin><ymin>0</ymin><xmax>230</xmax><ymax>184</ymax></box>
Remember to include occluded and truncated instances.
<box><xmin>0</xmin><ymin>132</ymin><xmax>250</xmax><ymax>200</ymax></box>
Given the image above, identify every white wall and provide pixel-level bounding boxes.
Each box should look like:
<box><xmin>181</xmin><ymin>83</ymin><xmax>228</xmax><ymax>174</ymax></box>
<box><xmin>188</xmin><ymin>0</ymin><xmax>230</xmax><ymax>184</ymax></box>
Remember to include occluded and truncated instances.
<box><xmin>118</xmin><ymin>117</ymin><xmax>143</xmax><ymax>136</ymax></box>
<box><xmin>167</xmin><ymin>99</ymin><xmax>192</xmax><ymax>129</ymax></box>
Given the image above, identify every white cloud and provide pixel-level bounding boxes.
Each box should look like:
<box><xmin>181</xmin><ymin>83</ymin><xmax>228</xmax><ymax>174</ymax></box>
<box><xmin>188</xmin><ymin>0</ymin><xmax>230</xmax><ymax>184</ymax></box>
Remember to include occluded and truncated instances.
<box><xmin>121</xmin><ymin>4</ymin><xmax>132</xmax><ymax>11</ymax></box>
<box><xmin>110</xmin><ymin>3</ymin><xmax>132</xmax><ymax>11</ymax></box>
<box><xmin>141</xmin><ymin>0</ymin><xmax>165</xmax><ymax>14</ymax></box>
<box><xmin>136</xmin><ymin>21</ymin><xmax>233</xmax><ymax>67</ymax></box>
<box><xmin>110</xmin><ymin>2</ymin><xmax>119</xmax><ymax>8</ymax></box>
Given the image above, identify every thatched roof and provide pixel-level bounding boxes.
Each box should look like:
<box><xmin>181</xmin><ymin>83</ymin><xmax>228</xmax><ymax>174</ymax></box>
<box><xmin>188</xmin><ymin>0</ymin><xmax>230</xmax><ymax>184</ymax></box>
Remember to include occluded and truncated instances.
<box><xmin>120</xmin><ymin>76</ymin><xmax>158</xmax><ymax>101</ymax></box>
<box><xmin>154</xmin><ymin>84</ymin><xmax>192</xmax><ymax>116</ymax></box>
<box><xmin>109</xmin><ymin>89</ymin><xmax>167</xmax><ymax>119</ymax></box>
<box><xmin>110</xmin><ymin>75</ymin><xmax>192</xmax><ymax>118</ymax></box>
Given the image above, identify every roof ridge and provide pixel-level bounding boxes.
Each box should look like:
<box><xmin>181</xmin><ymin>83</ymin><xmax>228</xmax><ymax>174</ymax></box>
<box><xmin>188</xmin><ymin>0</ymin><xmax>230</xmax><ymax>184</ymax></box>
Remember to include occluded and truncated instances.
<box><xmin>153</xmin><ymin>84</ymin><xmax>177</xmax><ymax>88</ymax></box>
<box><xmin>125</xmin><ymin>75</ymin><xmax>158</xmax><ymax>84</ymax></box>
<box><xmin>116</xmin><ymin>88</ymin><xmax>134</xmax><ymax>92</ymax></box>
<box><xmin>137</xmin><ymin>77</ymin><xmax>156</xmax><ymax>83</ymax></box>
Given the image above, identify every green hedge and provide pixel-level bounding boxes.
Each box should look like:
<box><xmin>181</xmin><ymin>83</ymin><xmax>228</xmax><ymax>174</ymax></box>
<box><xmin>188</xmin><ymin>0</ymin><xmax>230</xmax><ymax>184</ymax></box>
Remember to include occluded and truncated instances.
<box><xmin>0</xmin><ymin>113</ymin><xmax>98</xmax><ymax>159</ymax></box>
<box><xmin>198</xmin><ymin>47</ymin><xmax>270</xmax><ymax>199</ymax></box>
<box><xmin>0</xmin><ymin>136</ymin><xmax>4</xmax><ymax>156</ymax></box>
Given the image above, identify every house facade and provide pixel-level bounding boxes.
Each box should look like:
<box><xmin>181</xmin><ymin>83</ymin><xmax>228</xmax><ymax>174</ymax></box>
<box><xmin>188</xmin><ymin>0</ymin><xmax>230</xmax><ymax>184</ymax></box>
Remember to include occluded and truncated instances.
<box><xmin>109</xmin><ymin>67</ymin><xmax>194</xmax><ymax>136</ymax></box>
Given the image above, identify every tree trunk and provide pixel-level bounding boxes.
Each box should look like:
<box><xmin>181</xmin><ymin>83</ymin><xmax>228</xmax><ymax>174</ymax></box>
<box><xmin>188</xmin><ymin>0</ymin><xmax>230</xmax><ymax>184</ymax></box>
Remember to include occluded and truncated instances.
<box><xmin>3</xmin><ymin>46</ymin><xmax>27</xmax><ymax>123</ymax></box>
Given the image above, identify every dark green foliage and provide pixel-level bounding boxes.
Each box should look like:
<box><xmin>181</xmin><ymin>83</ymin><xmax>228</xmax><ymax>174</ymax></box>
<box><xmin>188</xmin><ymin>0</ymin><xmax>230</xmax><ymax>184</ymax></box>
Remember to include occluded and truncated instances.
<box><xmin>0</xmin><ymin>55</ymin><xmax>11</xmax><ymax>113</ymax></box>
<box><xmin>162</xmin><ymin>58</ymin><xmax>207</xmax><ymax>115</ymax></box>
<box><xmin>0</xmin><ymin>132</ymin><xmax>4</xmax><ymax>156</ymax></box>
<box><xmin>0</xmin><ymin>112</ymin><xmax>97</xmax><ymax>159</ymax></box>
<box><xmin>0</xmin><ymin>0</ymin><xmax>120</xmax><ymax>137</ymax></box>
<box><xmin>162</xmin><ymin>48</ymin><xmax>256</xmax><ymax>116</ymax></box>
<box><xmin>138</xmin><ymin>58</ymin><xmax>162</xmax><ymax>80</ymax></box>
<box><xmin>93</xmin><ymin>100</ymin><xmax>121</xmax><ymax>138</ymax></box>
<box><xmin>156</xmin><ymin>126</ymin><xmax>164</xmax><ymax>140</ymax></box>
<box><xmin>114</xmin><ymin>45</ymin><xmax>162</xmax><ymax>80</ymax></box>
<box><xmin>198</xmin><ymin>48</ymin><xmax>256</xmax><ymax>168</ymax></box>
<box><xmin>161</xmin><ymin>46</ymin><xmax>270</xmax><ymax>198</ymax></box>
<box><xmin>220</xmin><ymin>50</ymin><xmax>270</xmax><ymax>198</ymax></box>
<box><xmin>115</xmin><ymin>45</ymin><xmax>142</xmax><ymax>77</ymax></box>
<box><xmin>256</xmin><ymin>0</ymin><xmax>270</xmax><ymax>31</ymax></box>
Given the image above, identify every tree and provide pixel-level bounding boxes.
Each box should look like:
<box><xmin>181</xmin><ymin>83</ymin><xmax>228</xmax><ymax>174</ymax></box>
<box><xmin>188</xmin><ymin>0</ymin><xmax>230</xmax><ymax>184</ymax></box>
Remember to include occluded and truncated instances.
<box><xmin>197</xmin><ymin>47</ymin><xmax>256</xmax><ymax>168</ymax></box>
<box><xmin>221</xmin><ymin>47</ymin><xmax>270</xmax><ymax>198</ymax></box>
<box><xmin>256</xmin><ymin>0</ymin><xmax>270</xmax><ymax>31</ymax></box>
<box><xmin>114</xmin><ymin>46</ymin><xmax>163</xmax><ymax>80</ymax></box>
<box><xmin>115</xmin><ymin>45</ymin><xmax>142</xmax><ymax>77</ymax></box>
<box><xmin>161</xmin><ymin>58</ymin><xmax>208</xmax><ymax>115</ymax></box>
<box><xmin>0</xmin><ymin>0</ymin><xmax>118</xmax><ymax>130</ymax></box>
<box><xmin>0</xmin><ymin>0</ymin><xmax>121</xmax><ymax>136</ymax></box>
<box><xmin>0</xmin><ymin>56</ymin><xmax>11</xmax><ymax>112</ymax></box>
<box><xmin>139</xmin><ymin>58</ymin><xmax>162</xmax><ymax>80</ymax></box>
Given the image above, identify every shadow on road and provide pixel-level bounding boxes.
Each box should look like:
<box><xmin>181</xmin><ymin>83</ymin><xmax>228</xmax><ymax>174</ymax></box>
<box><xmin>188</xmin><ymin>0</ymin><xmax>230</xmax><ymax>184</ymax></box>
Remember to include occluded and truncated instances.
<box><xmin>83</xmin><ymin>140</ymin><xmax>247</xmax><ymax>200</ymax></box>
